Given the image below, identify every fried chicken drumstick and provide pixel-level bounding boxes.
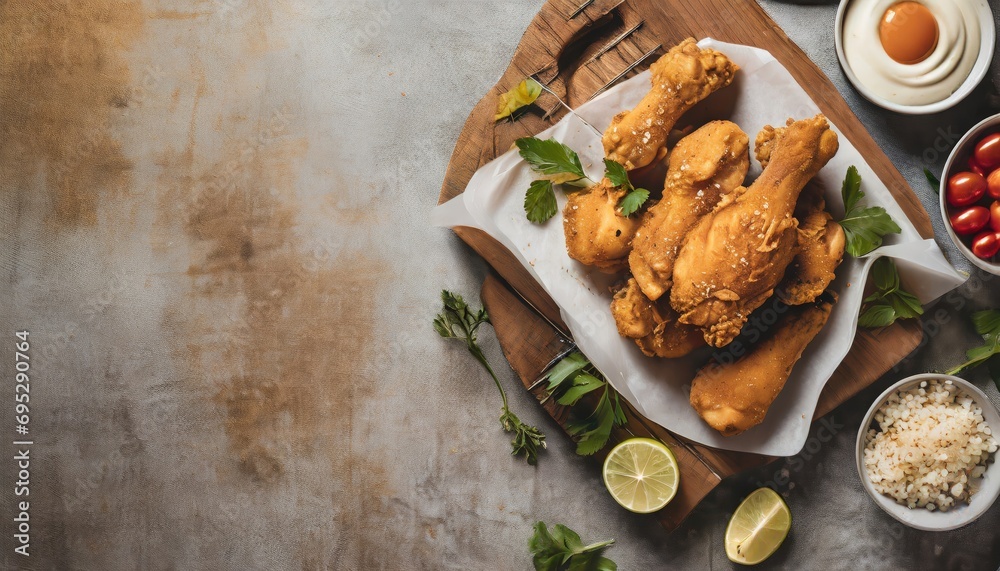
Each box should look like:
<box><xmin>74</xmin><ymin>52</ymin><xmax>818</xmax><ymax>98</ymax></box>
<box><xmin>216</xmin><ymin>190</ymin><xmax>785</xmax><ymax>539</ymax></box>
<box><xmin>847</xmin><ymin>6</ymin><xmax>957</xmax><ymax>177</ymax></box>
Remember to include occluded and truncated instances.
<box><xmin>670</xmin><ymin>115</ymin><xmax>839</xmax><ymax>347</ymax></box>
<box><xmin>563</xmin><ymin>178</ymin><xmax>645</xmax><ymax>272</ymax></box>
<box><xmin>778</xmin><ymin>184</ymin><xmax>846</xmax><ymax>306</ymax></box>
<box><xmin>603</xmin><ymin>38</ymin><xmax>739</xmax><ymax>170</ymax></box>
<box><xmin>610</xmin><ymin>278</ymin><xmax>705</xmax><ymax>358</ymax></box>
<box><xmin>689</xmin><ymin>293</ymin><xmax>835</xmax><ymax>436</ymax></box>
<box><xmin>629</xmin><ymin>120</ymin><xmax>750</xmax><ymax>301</ymax></box>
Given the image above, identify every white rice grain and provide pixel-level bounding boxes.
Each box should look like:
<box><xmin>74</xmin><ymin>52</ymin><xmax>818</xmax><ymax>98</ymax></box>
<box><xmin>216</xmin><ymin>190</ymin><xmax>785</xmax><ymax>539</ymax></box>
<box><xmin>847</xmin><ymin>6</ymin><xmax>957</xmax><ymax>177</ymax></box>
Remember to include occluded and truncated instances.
<box><xmin>863</xmin><ymin>379</ymin><xmax>997</xmax><ymax>511</ymax></box>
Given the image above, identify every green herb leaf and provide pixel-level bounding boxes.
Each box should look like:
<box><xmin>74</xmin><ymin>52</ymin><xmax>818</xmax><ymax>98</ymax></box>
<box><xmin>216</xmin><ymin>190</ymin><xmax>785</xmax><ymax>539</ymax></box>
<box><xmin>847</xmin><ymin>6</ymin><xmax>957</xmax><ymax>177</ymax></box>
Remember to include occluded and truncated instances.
<box><xmin>841</xmin><ymin>165</ymin><xmax>862</xmax><ymax>213</ymax></box>
<box><xmin>495</xmin><ymin>78</ymin><xmax>542</xmax><ymax>122</ymax></box>
<box><xmin>618</xmin><ymin>188</ymin><xmax>650</xmax><ymax>217</ymax></box>
<box><xmin>924</xmin><ymin>168</ymin><xmax>940</xmax><ymax>194</ymax></box>
<box><xmin>972</xmin><ymin>310</ymin><xmax>1000</xmax><ymax>336</ymax></box>
<box><xmin>556</xmin><ymin>373</ymin><xmax>605</xmax><ymax>406</ymax></box>
<box><xmin>545</xmin><ymin>352</ymin><xmax>626</xmax><ymax>456</ymax></box>
<box><xmin>435</xmin><ymin>291</ymin><xmax>545</xmax><ymax>464</ymax></box>
<box><xmin>603</xmin><ymin>158</ymin><xmax>649</xmax><ymax>216</ymax></box>
<box><xmin>858</xmin><ymin>304</ymin><xmax>897</xmax><ymax>328</ymax></box>
<box><xmin>529</xmin><ymin>522</ymin><xmax>617</xmax><ymax>571</ymax></box>
<box><xmin>838</xmin><ymin>166</ymin><xmax>902</xmax><ymax>257</ymax></box>
<box><xmin>945</xmin><ymin>310</ymin><xmax>1000</xmax><ymax>381</ymax></box>
<box><xmin>502</xmin><ymin>409</ymin><xmax>546</xmax><ymax>465</ymax></box>
<box><xmin>545</xmin><ymin>352</ymin><xmax>590</xmax><ymax>391</ymax></box>
<box><xmin>525</xmin><ymin>179</ymin><xmax>558</xmax><ymax>223</ymax></box>
<box><xmin>840</xmin><ymin>206</ymin><xmax>902</xmax><ymax>257</ymax></box>
<box><xmin>516</xmin><ymin>137</ymin><xmax>588</xmax><ymax>181</ymax></box>
<box><xmin>870</xmin><ymin>255</ymin><xmax>900</xmax><ymax>292</ymax></box>
<box><xmin>857</xmin><ymin>258</ymin><xmax>923</xmax><ymax>328</ymax></box>
<box><xmin>567</xmin><ymin>390</ymin><xmax>619</xmax><ymax>456</ymax></box>
<box><xmin>603</xmin><ymin>159</ymin><xmax>630</xmax><ymax>189</ymax></box>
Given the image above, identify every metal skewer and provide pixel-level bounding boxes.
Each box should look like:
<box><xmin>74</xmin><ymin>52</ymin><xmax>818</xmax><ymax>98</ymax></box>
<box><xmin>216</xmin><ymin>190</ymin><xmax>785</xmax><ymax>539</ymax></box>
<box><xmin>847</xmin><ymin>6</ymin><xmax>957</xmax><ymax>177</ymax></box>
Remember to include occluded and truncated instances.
<box><xmin>584</xmin><ymin>21</ymin><xmax>643</xmax><ymax>65</ymax></box>
<box><xmin>568</xmin><ymin>0</ymin><xmax>596</xmax><ymax>19</ymax></box>
<box><xmin>588</xmin><ymin>43</ymin><xmax>663</xmax><ymax>101</ymax></box>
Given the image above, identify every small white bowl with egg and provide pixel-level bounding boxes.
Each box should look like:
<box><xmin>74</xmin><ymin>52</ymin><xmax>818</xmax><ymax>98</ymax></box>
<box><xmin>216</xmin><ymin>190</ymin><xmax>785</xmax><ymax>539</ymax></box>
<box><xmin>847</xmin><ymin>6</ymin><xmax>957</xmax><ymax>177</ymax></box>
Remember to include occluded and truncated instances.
<box><xmin>856</xmin><ymin>373</ymin><xmax>1000</xmax><ymax>531</ymax></box>
<box><xmin>835</xmin><ymin>0</ymin><xmax>995</xmax><ymax>114</ymax></box>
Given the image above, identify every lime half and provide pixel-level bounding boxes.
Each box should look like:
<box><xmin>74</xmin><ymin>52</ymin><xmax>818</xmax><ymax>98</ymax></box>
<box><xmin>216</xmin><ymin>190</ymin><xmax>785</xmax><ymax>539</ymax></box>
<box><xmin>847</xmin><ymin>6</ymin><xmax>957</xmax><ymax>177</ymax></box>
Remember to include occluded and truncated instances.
<box><xmin>602</xmin><ymin>438</ymin><xmax>679</xmax><ymax>513</ymax></box>
<box><xmin>725</xmin><ymin>487</ymin><xmax>791</xmax><ymax>565</ymax></box>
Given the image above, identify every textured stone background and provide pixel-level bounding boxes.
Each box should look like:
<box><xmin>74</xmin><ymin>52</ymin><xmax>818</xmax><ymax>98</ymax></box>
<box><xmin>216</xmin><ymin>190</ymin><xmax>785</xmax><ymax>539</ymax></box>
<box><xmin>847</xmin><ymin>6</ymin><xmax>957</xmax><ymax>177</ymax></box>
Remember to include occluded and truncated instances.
<box><xmin>1</xmin><ymin>0</ymin><xmax>999</xmax><ymax>569</ymax></box>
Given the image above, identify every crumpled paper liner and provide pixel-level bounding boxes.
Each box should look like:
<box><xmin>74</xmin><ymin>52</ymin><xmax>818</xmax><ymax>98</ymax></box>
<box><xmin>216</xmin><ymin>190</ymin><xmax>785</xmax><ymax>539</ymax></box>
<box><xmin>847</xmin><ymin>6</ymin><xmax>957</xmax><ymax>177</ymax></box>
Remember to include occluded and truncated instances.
<box><xmin>434</xmin><ymin>39</ymin><xmax>966</xmax><ymax>456</ymax></box>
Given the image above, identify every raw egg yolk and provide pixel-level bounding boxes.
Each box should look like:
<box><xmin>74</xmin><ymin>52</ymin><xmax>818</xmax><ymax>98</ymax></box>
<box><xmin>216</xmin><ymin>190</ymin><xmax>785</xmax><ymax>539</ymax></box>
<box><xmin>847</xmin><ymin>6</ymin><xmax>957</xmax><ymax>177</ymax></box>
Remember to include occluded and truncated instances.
<box><xmin>879</xmin><ymin>1</ymin><xmax>938</xmax><ymax>64</ymax></box>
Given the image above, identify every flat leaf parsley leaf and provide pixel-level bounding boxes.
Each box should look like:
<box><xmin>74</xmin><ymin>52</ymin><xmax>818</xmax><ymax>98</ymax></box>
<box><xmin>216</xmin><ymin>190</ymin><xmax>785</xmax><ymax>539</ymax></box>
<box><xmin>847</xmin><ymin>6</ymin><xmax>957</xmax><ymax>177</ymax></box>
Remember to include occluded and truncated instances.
<box><xmin>434</xmin><ymin>291</ymin><xmax>546</xmax><ymax>464</ymax></box>
<box><xmin>603</xmin><ymin>158</ymin><xmax>649</xmax><ymax>217</ymax></box>
<box><xmin>838</xmin><ymin>166</ymin><xmax>902</xmax><ymax>257</ymax></box>
<box><xmin>495</xmin><ymin>78</ymin><xmax>542</xmax><ymax>122</ymax></box>
<box><xmin>529</xmin><ymin>521</ymin><xmax>617</xmax><ymax>571</ymax></box>
<box><xmin>517</xmin><ymin>137</ymin><xmax>588</xmax><ymax>181</ymax></box>
<box><xmin>525</xmin><ymin>180</ymin><xmax>558</xmax><ymax>224</ymax></box>
<box><xmin>517</xmin><ymin>137</ymin><xmax>594</xmax><ymax>223</ymax></box>
<box><xmin>857</xmin><ymin>258</ymin><xmax>923</xmax><ymax>328</ymax></box>
<box><xmin>544</xmin><ymin>351</ymin><xmax>627</xmax><ymax>456</ymax></box>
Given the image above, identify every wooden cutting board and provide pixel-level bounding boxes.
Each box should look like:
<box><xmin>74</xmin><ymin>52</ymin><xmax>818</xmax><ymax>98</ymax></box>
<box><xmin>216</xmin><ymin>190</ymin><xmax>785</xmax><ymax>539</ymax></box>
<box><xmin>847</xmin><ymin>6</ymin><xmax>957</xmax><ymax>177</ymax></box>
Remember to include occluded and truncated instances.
<box><xmin>438</xmin><ymin>0</ymin><xmax>928</xmax><ymax>530</ymax></box>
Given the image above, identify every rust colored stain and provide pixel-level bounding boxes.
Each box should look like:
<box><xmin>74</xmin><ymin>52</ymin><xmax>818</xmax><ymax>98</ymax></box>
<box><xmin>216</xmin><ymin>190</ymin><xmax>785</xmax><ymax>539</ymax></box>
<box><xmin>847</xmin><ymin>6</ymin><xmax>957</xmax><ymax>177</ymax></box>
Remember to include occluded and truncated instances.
<box><xmin>0</xmin><ymin>0</ymin><xmax>144</xmax><ymax>225</ymax></box>
<box><xmin>184</xmin><ymin>138</ymin><xmax>370</xmax><ymax>482</ymax></box>
<box><xmin>149</xmin><ymin>9</ymin><xmax>211</xmax><ymax>20</ymax></box>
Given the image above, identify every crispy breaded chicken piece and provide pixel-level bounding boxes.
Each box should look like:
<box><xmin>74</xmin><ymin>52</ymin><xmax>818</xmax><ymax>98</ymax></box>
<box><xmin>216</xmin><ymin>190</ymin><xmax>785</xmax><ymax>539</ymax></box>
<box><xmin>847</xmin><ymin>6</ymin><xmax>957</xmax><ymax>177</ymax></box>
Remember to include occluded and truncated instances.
<box><xmin>629</xmin><ymin>120</ymin><xmax>750</xmax><ymax>301</ymax></box>
<box><xmin>611</xmin><ymin>278</ymin><xmax>704</xmax><ymax>358</ymax></box>
<box><xmin>670</xmin><ymin>115</ymin><xmax>840</xmax><ymax>347</ymax></box>
<box><xmin>563</xmin><ymin>178</ymin><xmax>645</xmax><ymax>272</ymax></box>
<box><xmin>603</xmin><ymin>38</ymin><xmax>739</xmax><ymax>170</ymax></box>
<box><xmin>778</xmin><ymin>184</ymin><xmax>846</xmax><ymax>305</ymax></box>
<box><xmin>689</xmin><ymin>293</ymin><xmax>835</xmax><ymax>436</ymax></box>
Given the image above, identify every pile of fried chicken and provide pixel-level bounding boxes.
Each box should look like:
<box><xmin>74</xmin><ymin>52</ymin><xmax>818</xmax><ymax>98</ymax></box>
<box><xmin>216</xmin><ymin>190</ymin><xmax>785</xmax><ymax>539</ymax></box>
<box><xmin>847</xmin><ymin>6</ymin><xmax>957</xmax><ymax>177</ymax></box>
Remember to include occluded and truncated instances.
<box><xmin>563</xmin><ymin>38</ymin><xmax>845</xmax><ymax>437</ymax></box>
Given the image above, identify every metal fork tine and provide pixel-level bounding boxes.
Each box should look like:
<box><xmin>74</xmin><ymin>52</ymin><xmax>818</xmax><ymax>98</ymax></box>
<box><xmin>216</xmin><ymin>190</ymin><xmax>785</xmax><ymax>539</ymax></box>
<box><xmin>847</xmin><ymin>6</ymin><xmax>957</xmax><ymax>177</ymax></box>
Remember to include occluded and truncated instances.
<box><xmin>584</xmin><ymin>21</ymin><xmax>643</xmax><ymax>65</ymax></box>
<box><xmin>588</xmin><ymin>44</ymin><xmax>662</xmax><ymax>101</ymax></box>
<box><xmin>568</xmin><ymin>0</ymin><xmax>596</xmax><ymax>19</ymax></box>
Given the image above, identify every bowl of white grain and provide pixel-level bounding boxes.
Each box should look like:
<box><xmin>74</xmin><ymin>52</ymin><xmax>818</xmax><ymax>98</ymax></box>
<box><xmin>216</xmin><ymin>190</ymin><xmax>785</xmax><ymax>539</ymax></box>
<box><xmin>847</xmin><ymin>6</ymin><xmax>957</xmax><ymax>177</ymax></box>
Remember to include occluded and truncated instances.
<box><xmin>856</xmin><ymin>373</ymin><xmax>1000</xmax><ymax>531</ymax></box>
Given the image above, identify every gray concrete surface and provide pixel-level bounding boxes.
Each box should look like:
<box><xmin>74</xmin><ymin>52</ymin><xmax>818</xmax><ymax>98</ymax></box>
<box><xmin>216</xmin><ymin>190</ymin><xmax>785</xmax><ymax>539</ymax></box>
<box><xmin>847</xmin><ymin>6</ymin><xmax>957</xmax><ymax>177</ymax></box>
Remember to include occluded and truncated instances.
<box><xmin>1</xmin><ymin>0</ymin><xmax>999</xmax><ymax>569</ymax></box>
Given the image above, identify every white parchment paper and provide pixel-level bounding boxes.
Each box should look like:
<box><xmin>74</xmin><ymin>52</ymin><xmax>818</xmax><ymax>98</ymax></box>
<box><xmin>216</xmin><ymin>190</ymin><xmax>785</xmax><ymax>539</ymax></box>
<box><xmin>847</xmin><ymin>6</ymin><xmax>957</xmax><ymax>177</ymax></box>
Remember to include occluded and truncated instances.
<box><xmin>433</xmin><ymin>39</ymin><xmax>966</xmax><ymax>456</ymax></box>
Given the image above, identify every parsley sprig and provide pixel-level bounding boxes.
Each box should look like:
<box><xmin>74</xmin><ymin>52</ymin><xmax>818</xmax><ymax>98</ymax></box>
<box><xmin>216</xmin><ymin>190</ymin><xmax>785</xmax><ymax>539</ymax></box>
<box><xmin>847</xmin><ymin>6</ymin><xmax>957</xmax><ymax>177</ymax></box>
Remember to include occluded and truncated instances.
<box><xmin>857</xmin><ymin>257</ymin><xmax>923</xmax><ymax>328</ymax></box>
<box><xmin>838</xmin><ymin>166</ymin><xmax>902</xmax><ymax>257</ymax></box>
<box><xmin>945</xmin><ymin>310</ymin><xmax>1000</xmax><ymax>390</ymax></box>
<box><xmin>517</xmin><ymin>137</ymin><xmax>595</xmax><ymax>223</ymax></box>
<box><xmin>529</xmin><ymin>521</ymin><xmax>617</xmax><ymax>571</ymax></box>
<box><xmin>544</xmin><ymin>352</ymin><xmax>627</xmax><ymax>456</ymax></box>
<box><xmin>434</xmin><ymin>290</ymin><xmax>546</xmax><ymax>464</ymax></box>
<box><xmin>604</xmin><ymin>158</ymin><xmax>650</xmax><ymax>217</ymax></box>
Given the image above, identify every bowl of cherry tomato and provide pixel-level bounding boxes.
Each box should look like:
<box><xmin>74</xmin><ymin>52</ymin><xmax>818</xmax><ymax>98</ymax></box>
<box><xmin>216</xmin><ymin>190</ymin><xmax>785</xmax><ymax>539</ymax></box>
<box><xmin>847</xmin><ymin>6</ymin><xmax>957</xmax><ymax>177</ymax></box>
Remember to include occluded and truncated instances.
<box><xmin>941</xmin><ymin>114</ymin><xmax>1000</xmax><ymax>274</ymax></box>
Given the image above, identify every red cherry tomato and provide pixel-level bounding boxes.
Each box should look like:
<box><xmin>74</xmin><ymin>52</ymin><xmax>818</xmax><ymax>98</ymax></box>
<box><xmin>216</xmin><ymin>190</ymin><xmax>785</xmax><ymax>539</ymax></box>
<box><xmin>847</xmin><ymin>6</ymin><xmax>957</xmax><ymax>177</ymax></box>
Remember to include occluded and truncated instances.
<box><xmin>947</xmin><ymin>171</ymin><xmax>987</xmax><ymax>206</ymax></box>
<box><xmin>988</xmin><ymin>169</ymin><xmax>1000</xmax><ymax>200</ymax></box>
<box><xmin>991</xmin><ymin>201</ymin><xmax>1000</xmax><ymax>232</ymax></box>
<box><xmin>974</xmin><ymin>133</ymin><xmax>1000</xmax><ymax>171</ymax></box>
<box><xmin>969</xmin><ymin>159</ymin><xmax>987</xmax><ymax>177</ymax></box>
<box><xmin>971</xmin><ymin>231</ymin><xmax>1000</xmax><ymax>259</ymax></box>
<box><xmin>950</xmin><ymin>205</ymin><xmax>991</xmax><ymax>235</ymax></box>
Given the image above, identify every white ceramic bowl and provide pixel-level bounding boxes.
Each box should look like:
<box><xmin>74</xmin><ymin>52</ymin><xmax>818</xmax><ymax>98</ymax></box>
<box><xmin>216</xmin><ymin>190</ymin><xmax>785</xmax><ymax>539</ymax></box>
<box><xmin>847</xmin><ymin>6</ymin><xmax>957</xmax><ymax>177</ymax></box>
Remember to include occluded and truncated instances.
<box><xmin>940</xmin><ymin>113</ymin><xmax>1000</xmax><ymax>275</ymax></box>
<box><xmin>856</xmin><ymin>373</ymin><xmax>1000</xmax><ymax>531</ymax></box>
<box><xmin>834</xmin><ymin>0</ymin><xmax>995</xmax><ymax>115</ymax></box>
